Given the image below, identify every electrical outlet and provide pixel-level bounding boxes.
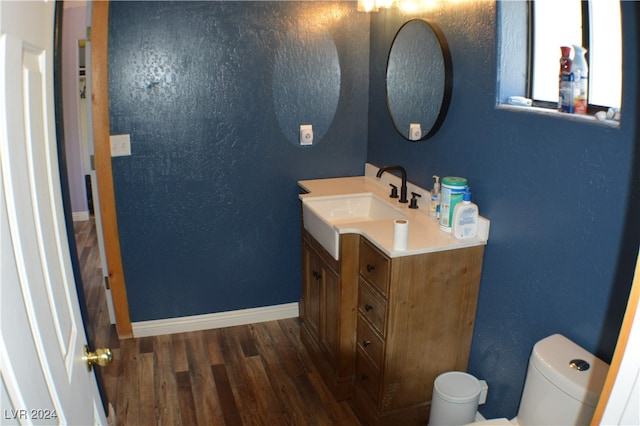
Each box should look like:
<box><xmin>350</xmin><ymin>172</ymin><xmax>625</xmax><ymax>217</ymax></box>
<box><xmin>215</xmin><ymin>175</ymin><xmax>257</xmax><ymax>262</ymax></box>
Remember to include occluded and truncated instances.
<box><xmin>409</xmin><ymin>123</ymin><xmax>422</xmax><ymax>141</ymax></box>
<box><xmin>110</xmin><ymin>134</ymin><xmax>131</xmax><ymax>157</ymax></box>
<box><xmin>300</xmin><ymin>124</ymin><xmax>313</xmax><ymax>146</ymax></box>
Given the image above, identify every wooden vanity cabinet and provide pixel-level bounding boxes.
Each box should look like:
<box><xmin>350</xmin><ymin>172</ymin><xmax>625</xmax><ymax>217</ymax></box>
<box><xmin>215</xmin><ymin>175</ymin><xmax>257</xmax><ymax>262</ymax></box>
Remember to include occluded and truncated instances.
<box><xmin>353</xmin><ymin>238</ymin><xmax>485</xmax><ymax>426</ymax></box>
<box><xmin>299</xmin><ymin>227</ymin><xmax>485</xmax><ymax>422</ymax></box>
<box><xmin>299</xmin><ymin>229</ymin><xmax>359</xmax><ymax>400</ymax></box>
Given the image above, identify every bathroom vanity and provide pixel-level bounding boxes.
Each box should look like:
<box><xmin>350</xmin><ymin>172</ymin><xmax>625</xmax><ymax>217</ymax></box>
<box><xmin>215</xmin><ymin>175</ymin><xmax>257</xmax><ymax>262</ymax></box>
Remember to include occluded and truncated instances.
<box><xmin>353</xmin><ymin>238</ymin><xmax>483</xmax><ymax>425</ymax></box>
<box><xmin>298</xmin><ymin>165</ymin><xmax>489</xmax><ymax>425</ymax></box>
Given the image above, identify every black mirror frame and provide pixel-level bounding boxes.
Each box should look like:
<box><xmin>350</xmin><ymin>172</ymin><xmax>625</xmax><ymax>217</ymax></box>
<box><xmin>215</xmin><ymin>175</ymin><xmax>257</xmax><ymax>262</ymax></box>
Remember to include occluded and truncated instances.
<box><xmin>385</xmin><ymin>19</ymin><xmax>453</xmax><ymax>141</ymax></box>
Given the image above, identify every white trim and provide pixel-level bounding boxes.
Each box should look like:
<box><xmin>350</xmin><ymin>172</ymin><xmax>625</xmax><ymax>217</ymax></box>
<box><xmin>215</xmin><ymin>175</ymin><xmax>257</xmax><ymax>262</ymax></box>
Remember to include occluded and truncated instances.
<box><xmin>600</xmin><ymin>277</ymin><xmax>640</xmax><ymax>425</ymax></box>
<box><xmin>475</xmin><ymin>412</ymin><xmax>487</xmax><ymax>422</ymax></box>
<box><xmin>72</xmin><ymin>210</ymin><xmax>90</xmax><ymax>222</ymax></box>
<box><xmin>104</xmin><ymin>286</ymin><xmax>116</xmax><ymax>325</ymax></box>
<box><xmin>131</xmin><ymin>302</ymin><xmax>300</xmax><ymax>338</ymax></box>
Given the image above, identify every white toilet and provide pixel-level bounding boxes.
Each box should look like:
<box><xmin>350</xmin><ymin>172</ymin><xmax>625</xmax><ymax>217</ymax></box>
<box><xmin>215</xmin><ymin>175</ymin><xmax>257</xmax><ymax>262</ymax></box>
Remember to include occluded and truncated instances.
<box><xmin>468</xmin><ymin>334</ymin><xmax>609</xmax><ymax>425</ymax></box>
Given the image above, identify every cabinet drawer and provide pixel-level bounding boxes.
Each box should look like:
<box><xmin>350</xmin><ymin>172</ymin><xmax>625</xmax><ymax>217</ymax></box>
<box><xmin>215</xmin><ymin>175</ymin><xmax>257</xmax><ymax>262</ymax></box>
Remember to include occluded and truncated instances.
<box><xmin>358</xmin><ymin>279</ymin><xmax>387</xmax><ymax>336</ymax></box>
<box><xmin>357</xmin><ymin>316</ymin><xmax>384</xmax><ymax>367</ymax></box>
<box><xmin>359</xmin><ymin>239</ymin><xmax>390</xmax><ymax>296</ymax></box>
<box><xmin>356</xmin><ymin>349</ymin><xmax>381</xmax><ymax>403</ymax></box>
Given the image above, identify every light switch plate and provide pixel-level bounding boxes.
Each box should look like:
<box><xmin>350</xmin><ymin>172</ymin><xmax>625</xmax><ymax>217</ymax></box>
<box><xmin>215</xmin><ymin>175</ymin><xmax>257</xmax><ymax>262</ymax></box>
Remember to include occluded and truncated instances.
<box><xmin>110</xmin><ymin>134</ymin><xmax>131</xmax><ymax>157</ymax></box>
<box><xmin>300</xmin><ymin>124</ymin><xmax>313</xmax><ymax>146</ymax></box>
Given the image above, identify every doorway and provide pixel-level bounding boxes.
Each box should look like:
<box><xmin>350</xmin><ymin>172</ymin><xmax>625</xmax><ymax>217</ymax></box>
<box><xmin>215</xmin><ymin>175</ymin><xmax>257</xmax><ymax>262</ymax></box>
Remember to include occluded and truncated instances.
<box><xmin>60</xmin><ymin>1</ymin><xmax>116</xmax><ymax>330</ymax></box>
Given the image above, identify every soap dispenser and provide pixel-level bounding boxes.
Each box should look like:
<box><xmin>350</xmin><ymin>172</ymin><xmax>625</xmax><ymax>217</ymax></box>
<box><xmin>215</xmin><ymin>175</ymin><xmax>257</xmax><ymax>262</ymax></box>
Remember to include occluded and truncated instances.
<box><xmin>429</xmin><ymin>175</ymin><xmax>441</xmax><ymax>218</ymax></box>
<box><xmin>452</xmin><ymin>187</ymin><xmax>478</xmax><ymax>239</ymax></box>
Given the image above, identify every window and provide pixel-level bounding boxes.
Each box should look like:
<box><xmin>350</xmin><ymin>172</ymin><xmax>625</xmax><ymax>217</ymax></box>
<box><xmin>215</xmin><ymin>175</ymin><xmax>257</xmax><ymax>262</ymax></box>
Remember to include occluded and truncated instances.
<box><xmin>531</xmin><ymin>0</ymin><xmax>622</xmax><ymax>110</ymax></box>
<box><xmin>497</xmin><ymin>0</ymin><xmax>622</xmax><ymax>117</ymax></box>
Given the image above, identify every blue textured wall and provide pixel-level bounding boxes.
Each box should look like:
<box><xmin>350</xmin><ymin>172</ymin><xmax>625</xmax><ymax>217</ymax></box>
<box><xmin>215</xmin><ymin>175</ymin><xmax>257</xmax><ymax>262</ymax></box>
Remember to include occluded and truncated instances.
<box><xmin>108</xmin><ymin>1</ymin><xmax>369</xmax><ymax>321</ymax></box>
<box><xmin>368</xmin><ymin>1</ymin><xmax>639</xmax><ymax>419</ymax></box>
<box><xmin>108</xmin><ymin>0</ymin><xmax>638</xmax><ymax>419</ymax></box>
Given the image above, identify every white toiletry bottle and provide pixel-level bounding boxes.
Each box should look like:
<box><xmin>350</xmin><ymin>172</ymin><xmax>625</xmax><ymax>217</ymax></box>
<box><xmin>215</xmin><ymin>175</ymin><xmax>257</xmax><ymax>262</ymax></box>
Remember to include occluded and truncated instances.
<box><xmin>429</xmin><ymin>175</ymin><xmax>440</xmax><ymax>218</ymax></box>
<box><xmin>452</xmin><ymin>188</ymin><xmax>478</xmax><ymax>239</ymax></box>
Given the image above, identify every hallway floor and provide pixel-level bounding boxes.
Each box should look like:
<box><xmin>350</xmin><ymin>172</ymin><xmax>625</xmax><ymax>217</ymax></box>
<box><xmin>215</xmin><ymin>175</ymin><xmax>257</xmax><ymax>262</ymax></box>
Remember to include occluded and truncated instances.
<box><xmin>74</xmin><ymin>219</ymin><xmax>361</xmax><ymax>425</ymax></box>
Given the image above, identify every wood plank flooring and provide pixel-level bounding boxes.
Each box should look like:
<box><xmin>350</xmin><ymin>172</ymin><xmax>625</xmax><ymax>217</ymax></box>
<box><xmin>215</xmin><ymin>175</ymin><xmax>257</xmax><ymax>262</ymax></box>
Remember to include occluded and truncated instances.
<box><xmin>74</xmin><ymin>219</ymin><xmax>362</xmax><ymax>426</ymax></box>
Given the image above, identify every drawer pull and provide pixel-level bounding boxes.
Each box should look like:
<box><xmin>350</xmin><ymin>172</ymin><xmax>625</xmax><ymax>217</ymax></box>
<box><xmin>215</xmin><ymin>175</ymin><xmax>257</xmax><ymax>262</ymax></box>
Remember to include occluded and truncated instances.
<box><xmin>360</xmin><ymin>374</ymin><xmax>369</xmax><ymax>381</ymax></box>
<box><xmin>366</xmin><ymin>264</ymin><xmax>375</xmax><ymax>272</ymax></box>
<box><xmin>365</xmin><ymin>304</ymin><xmax>374</xmax><ymax>312</ymax></box>
<box><xmin>363</xmin><ymin>340</ymin><xmax>371</xmax><ymax>347</ymax></box>
<box><xmin>312</xmin><ymin>270</ymin><xmax>322</xmax><ymax>280</ymax></box>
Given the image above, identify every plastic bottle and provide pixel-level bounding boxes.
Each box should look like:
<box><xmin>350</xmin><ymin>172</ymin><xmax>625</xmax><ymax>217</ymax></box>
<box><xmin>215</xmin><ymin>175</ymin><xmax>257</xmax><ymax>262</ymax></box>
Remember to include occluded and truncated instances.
<box><xmin>451</xmin><ymin>188</ymin><xmax>478</xmax><ymax>240</ymax></box>
<box><xmin>572</xmin><ymin>45</ymin><xmax>588</xmax><ymax>114</ymax></box>
<box><xmin>429</xmin><ymin>175</ymin><xmax>440</xmax><ymax>218</ymax></box>
<box><xmin>558</xmin><ymin>46</ymin><xmax>573</xmax><ymax>113</ymax></box>
<box><xmin>439</xmin><ymin>176</ymin><xmax>468</xmax><ymax>231</ymax></box>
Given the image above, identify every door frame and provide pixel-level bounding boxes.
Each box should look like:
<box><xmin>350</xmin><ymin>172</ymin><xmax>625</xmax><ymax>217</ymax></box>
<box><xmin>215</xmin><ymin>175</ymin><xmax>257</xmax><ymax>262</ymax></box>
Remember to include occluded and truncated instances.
<box><xmin>54</xmin><ymin>0</ymin><xmax>110</xmax><ymax>410</ymax></box>
<box><xmin>91</xmin><ymin>0</ymin><xmax>132</xmax><ymax>338</ymax></box>
<box><xmin>591</xmin><ymin>247</ymin><xmax>640</xmax><ymax>424</ymax></box>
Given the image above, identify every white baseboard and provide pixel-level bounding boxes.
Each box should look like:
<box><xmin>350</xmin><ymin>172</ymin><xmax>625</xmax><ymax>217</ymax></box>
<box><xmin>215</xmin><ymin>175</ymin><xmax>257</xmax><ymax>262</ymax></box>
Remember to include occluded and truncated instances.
<box><xmin>72</xmin><ymin>210</ymin><xmax>90</xmax><ymax>222</ymax></box>
<box><xmin>131</xmin><ymin>302</ymin><xmax>299</xmax><ymax>338</ymax></box>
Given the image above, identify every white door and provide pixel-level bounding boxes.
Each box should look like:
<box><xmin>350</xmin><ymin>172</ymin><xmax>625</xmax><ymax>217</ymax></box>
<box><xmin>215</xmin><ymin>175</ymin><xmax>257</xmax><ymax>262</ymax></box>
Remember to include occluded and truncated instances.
<box><xmin>0</xmin><ymin>1</ymin><xmax>107</xmax><ymax>425</ymax></box>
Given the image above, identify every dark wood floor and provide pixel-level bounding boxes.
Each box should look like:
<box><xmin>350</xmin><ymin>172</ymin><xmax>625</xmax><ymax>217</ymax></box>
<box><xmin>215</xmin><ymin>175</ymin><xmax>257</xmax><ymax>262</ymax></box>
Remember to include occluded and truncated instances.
<box><xmin>74</xmin><ymin>219</ymin><xmax>362</xmax><ymax>426</ymax></box>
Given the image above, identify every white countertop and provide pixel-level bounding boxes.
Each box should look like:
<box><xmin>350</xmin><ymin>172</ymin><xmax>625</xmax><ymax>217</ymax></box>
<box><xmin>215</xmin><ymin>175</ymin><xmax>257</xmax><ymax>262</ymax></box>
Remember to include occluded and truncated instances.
<box><xmin>298</xmin><ymin>164</ymin><xmax>489</xmax><ymax>259</ymax></box>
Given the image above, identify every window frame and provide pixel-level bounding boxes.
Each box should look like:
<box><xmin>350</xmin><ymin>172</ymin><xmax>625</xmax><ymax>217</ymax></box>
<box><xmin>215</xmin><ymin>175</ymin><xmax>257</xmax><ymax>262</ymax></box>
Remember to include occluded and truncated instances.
<box><xmin>496</xmin><ymin>0</ymin><xmax>620</xmax><ymax>126</ymax></box>
<box><xmin>528</xmin><ymin>1</ymin><xmax>611</xmax><ymax>113</ymax></box>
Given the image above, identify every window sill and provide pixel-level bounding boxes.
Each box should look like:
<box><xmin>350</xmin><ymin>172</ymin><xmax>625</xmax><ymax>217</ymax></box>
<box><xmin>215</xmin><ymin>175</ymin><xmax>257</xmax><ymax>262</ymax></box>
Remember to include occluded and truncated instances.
<box><xmin>496</xmin><ymin>104</ymin><xmax>620</xmax><ymax>129</ymax></box>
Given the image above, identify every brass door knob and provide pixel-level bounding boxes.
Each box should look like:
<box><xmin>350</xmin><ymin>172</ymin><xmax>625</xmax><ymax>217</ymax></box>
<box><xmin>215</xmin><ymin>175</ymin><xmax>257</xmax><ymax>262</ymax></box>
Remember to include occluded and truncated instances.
<box><xmin>83</xmin><ymin>345</ymin><xmax>113</xmax><ymax>371</ymax></box>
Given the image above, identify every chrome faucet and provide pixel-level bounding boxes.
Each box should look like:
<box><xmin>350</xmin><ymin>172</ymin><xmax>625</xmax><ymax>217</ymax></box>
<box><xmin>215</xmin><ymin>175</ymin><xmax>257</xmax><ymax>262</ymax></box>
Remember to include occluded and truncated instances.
<box><xmin>376</xmin><ymin>165</ymin><xmax>408</xmax><ymax>203</ymax></box>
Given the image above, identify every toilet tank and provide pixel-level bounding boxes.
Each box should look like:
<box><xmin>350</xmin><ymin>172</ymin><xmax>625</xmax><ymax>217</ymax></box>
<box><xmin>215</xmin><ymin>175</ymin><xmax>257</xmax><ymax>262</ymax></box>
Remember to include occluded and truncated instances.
<box><xmin>516</xmin><ymin>334</ymin><xmax>609</xmax><ymax>426</ymax></box>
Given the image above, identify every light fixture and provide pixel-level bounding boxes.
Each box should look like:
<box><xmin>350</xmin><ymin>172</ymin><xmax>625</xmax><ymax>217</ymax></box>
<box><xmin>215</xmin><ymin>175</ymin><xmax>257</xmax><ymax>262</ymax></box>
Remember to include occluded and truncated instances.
<box><xmin>357</xmin><ymin>0</ymin><xmax>379</xmax><ymax>12</ymax></box>
<box><xmin>357</xmin><ymin>0</ymin><xmax>396</xmax><ymax>13</ymax></box>
<box><xmin>377</xmin><ymin>0</ymin><xmax>396</xmax><ymax>8</ymax></box>
<box><xmin>357</xmin><ymin>0</ymin><xmax>445</xmax><ymax>13</ymax></box>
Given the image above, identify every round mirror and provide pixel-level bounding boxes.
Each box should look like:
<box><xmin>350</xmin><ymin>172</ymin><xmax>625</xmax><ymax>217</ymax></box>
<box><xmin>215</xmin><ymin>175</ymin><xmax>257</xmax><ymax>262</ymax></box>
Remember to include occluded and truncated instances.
<box><xmin>386</xmin><ymin>19</ymin><xmax>452</xmax><ymax>141</ymax></box>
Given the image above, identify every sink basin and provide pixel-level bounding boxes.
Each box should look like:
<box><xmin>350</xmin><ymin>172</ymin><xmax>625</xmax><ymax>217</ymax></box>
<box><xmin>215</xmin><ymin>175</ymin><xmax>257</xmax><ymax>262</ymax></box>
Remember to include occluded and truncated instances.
<box><xmin>302</xmin><ymin>193</ymin><xmax>407</xmax><ymax>260</ymax></box>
